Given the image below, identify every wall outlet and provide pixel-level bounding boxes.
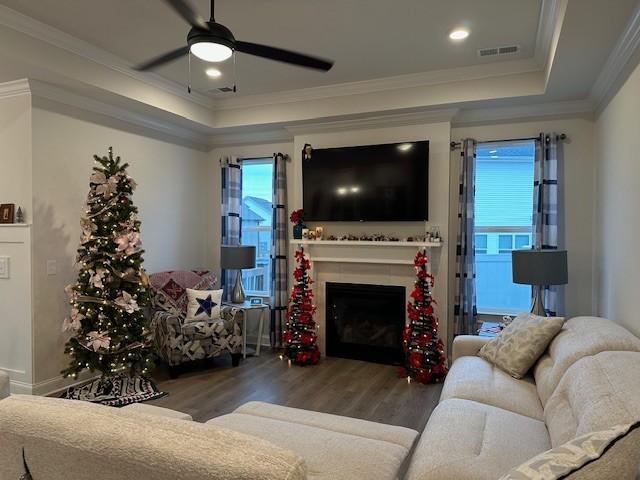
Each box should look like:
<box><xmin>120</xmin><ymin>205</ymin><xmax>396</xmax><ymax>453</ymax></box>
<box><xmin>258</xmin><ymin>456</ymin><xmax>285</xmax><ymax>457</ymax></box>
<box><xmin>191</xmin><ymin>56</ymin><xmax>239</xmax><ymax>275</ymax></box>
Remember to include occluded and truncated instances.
<box><xmin>0</xmin><ymin>256</ymin><xmax>9</xmax><ymax>279</ymax></box>
<box><xmin>46</xmin><ymin>259</ymin><xmax>57</xmax><ymax>276</ymax></box>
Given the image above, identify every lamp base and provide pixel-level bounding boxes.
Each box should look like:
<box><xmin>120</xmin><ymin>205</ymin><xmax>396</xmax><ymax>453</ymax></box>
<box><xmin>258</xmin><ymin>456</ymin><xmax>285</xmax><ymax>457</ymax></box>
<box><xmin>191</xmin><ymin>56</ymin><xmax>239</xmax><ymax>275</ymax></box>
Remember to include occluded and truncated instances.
<box><xmin>531</xmin><ymin>285</ymin><xmax>547</xmax><ymax>316</ymax></box>
<box><xmin>231</xmin><ymin>270</ymin><xmax>245</xmax><ymax>304</ymax></box>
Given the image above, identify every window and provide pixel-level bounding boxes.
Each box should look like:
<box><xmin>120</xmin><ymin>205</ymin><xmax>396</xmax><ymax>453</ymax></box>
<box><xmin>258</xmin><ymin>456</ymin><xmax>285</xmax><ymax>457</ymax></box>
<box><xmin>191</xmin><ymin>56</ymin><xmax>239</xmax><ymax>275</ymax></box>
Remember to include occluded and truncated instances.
<box><xmin>474</xmin><ymin>141</ymin><xmax>535</xmax><ymax>315</ymax></box>
<box><xmin>474</xmin><ymin>234</ymin><xmax>488</xmax><ymax>254</ymax></box>
<box><xmin>241</xmin><ymin>158</ymin><xmax>273</xmax><ymax>297</ymax></box>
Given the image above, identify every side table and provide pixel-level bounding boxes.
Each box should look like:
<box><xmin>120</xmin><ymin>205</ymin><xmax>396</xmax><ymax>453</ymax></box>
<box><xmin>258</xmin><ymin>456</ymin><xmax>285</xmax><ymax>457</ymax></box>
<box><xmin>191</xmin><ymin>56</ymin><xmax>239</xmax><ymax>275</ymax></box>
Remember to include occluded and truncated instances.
<box><xmin>223</xmin><ymin>301</ymin><xmax>270</xmax><ymax>358</ymax></box>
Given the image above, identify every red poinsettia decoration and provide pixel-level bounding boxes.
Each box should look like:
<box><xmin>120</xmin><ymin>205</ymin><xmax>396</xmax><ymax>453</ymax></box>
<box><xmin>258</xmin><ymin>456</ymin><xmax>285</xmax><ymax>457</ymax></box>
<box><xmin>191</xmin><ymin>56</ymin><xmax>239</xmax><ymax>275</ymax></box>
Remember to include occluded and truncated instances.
<box><xmin>400</xmin><ymin>249</ymin><xmax>448</xmax><ymax>384</ymax></box>
<box><xmin>290</xmin><ymin>209</ymin><xmax>304</xmax><ymax>224</ymax></box>
<box><xmin>283</xmin><ymin>246</ymin><xmax>320</xmax><ymax>366</ymax></box>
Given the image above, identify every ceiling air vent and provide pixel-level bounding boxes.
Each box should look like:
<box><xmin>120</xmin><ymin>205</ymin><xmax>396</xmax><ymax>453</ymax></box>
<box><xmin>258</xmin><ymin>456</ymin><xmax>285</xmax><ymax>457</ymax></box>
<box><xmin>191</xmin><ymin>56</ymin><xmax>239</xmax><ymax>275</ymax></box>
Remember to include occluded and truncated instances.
<box><xmin>478</xmin><ymin>45</ymin><xmax>520</xmax><ymax>58</ymax></box>
<box><xmin>218</xmin><ymin>87</ymin><xmax>234</xmax><ymax>93</ymax></box>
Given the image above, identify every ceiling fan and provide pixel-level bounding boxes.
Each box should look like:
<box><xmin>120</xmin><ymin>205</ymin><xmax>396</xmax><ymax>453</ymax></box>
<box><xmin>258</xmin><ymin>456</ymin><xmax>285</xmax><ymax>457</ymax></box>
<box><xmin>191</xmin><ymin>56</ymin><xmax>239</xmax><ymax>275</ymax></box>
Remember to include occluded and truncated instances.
<box><xmin>134</xmin><ymin>0</ymin><xmax>334</xmax><ymax>75</ymax></box>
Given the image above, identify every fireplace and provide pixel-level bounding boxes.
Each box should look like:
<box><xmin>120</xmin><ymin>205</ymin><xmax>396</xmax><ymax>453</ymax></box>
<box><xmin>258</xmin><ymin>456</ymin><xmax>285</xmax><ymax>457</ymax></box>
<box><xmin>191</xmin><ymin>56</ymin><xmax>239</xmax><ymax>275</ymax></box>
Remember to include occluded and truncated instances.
<box><xmin>326</xmin><ymin>282</ymin><xmax>405</xmax><ymax>365</ymax></box>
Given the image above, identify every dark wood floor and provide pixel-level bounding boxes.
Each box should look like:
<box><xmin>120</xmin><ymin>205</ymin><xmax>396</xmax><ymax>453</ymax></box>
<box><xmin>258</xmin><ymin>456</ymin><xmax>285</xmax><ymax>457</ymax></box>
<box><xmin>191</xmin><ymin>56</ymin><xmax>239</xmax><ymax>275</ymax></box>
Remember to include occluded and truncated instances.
<box><xmin>149</xmin><ymin>350</ymin><xmax>443</xmax><ymax>430</ymax></box>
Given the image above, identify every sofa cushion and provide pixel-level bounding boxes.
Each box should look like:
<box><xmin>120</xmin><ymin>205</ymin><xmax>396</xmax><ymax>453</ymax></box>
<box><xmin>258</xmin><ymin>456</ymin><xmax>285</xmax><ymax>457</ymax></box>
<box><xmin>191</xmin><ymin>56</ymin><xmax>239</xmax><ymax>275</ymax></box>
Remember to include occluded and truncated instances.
<box><xmin>405</xmin><ymin>399</ymin><xmax>551</xmax><ymax>480</ymax></box>
<box><xmin>533</xmin><ymin>316</ymin><xmax>640</xmax><ymax>406</ymax></box>
<box><xmin>479</xmin><ymin>313</ymin><xmax>564</xmax><ymax>379</ymax></box>
<box><xmin>0</xmin><ymin>395</ymin><xmax>306</xmax><ymax>480</ymax></box>
<box><xmin>499</xmin><ymin>421</ymin><xmax>640</xmax><ymax>480</ymax></box>
<box><xmin>122</xmin><ymin>403</ymin><xmax>193</xmax><ymax>421</ymax></box>
<box><xmin>149</xmin><ymin>270</ymin><xmax>216</xmax><ymax>316</ymax></box>
<box><xmin>544</xmin><ymin>351</ymin><xmax>640</xmax><ymax>448</ymax></box>
<box><xmin>440</xmin><ymin>356</ymin><xmax>544</xmax><ymax>420</ymax></box>
<box><xmin>207</xmin><ymin>401</ymin><xmax>418</xmax><ymax>480</ymax></box>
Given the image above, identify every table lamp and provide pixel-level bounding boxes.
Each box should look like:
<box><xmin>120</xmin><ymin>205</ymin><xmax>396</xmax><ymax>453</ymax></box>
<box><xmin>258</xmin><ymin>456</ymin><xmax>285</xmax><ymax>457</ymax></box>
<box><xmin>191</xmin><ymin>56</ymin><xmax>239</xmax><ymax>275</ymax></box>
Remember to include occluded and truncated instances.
<box><xmin>221</xmin><ymin>245</ymin><xmax>256</xmax><ymax>304</ymax></box>
<box><xmin>512</xmin><ymin>249</ymin><xmax>568</xmax><ymax>316</ymax></box>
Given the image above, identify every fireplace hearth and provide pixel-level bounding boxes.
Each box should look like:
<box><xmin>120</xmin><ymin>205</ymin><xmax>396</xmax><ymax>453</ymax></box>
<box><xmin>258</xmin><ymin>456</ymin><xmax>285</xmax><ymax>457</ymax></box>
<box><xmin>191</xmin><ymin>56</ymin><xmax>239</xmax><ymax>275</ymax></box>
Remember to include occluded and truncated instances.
<box><xmin>326</xmin><ymin>282</ymin><xmax>405</xmax><ymax>365</ymax></box>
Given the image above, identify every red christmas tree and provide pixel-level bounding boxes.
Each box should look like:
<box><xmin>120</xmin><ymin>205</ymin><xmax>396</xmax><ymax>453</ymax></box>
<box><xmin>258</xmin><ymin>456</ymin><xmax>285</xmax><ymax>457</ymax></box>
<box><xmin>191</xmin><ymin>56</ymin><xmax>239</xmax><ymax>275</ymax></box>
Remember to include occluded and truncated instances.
<box><xmin>283</xmin><ymin>247</ymin><xmax>320</xmax><ymax>365</ymax></box>
<box><xmin>400</xmin><ymin>249</ymin><xmax>448</xmax><ymax>383</ymax></box>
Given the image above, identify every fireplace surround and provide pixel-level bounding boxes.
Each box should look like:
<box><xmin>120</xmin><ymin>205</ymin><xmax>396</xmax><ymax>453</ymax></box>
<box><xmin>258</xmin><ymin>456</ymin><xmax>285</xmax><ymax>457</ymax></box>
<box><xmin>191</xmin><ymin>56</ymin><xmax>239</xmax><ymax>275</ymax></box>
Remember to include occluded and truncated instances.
<box><xmin>325</xmin><ymin>282</ymin><xmax>405</xmax><ymax>365</ymax></box>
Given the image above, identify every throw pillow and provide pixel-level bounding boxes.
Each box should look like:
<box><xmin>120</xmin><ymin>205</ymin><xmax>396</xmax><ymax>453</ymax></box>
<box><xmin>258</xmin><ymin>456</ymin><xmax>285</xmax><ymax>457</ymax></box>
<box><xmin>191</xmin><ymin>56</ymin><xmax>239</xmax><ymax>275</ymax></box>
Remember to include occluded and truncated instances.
<box><xmin>478</xmin><ymin>312</ymin><xmax>564</xmax><ymax>378</ymax></box>
<box><xmin>498</xmin><ymin>420</ymin><xmax>640</xmax><ymax>479</ymax></box>
<box><xmin>185</xmin><ymin>288</ymin><xmax>223</xmax><ymax>323</ymax></box>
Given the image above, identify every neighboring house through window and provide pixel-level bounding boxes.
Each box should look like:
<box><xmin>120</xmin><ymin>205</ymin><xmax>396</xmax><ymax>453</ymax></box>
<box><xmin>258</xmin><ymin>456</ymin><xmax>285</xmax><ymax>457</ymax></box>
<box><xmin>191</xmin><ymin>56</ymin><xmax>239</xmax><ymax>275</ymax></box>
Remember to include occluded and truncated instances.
<box><xmin>241</xmin><ymin>158</ymin><xmax>274</xmax><ymax>297</ymax></box>
<box><xmin>474</xmin><ymin>141</ymin><xmax>535</xmax><ymax>315</ymax></box>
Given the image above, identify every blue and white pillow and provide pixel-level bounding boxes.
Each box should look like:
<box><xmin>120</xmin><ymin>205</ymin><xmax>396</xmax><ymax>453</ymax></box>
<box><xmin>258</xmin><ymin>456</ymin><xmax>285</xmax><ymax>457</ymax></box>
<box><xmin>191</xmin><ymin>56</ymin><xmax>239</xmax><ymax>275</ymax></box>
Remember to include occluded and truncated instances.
<box><xmin>185</xmin><ymin>288</ymin><xmax>223</xmax><ymax>323</ymax></box>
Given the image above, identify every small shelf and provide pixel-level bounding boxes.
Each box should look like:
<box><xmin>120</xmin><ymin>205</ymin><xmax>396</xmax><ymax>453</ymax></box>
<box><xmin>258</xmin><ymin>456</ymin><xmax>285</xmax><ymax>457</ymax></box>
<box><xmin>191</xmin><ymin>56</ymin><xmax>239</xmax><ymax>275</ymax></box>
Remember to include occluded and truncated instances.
<box><xmin>0</xmin><ymin>224</ymin><xmax>30</xmax><ymax>228</ymax></box>
<box><xmin>289</xmin><ymin>239</ymin><xmax>442</xmax><ymax>248</ymax></box>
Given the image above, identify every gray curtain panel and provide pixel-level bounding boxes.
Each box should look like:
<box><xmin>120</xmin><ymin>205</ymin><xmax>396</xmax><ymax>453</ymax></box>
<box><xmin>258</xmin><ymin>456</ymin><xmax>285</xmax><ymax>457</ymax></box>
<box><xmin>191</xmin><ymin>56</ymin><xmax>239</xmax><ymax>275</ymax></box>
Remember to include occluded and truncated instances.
<box><xmin>220</xmin><ymin>156</ymin><xmax>242</xmax><ymax>301</ymax></box>
<box><xmin>533</xmin><ymin>133</ymin><xmax>560</xmax><ymax>315</ymax></box>
<box><xmin>270</xmin><ymin>153</ymin><xmax>288</xmax><ymax>347</ymax></box>
<box><xmin>454</xmin><ymin>139</ymin><xmax>478</xmax><ymax>336</ymax></box>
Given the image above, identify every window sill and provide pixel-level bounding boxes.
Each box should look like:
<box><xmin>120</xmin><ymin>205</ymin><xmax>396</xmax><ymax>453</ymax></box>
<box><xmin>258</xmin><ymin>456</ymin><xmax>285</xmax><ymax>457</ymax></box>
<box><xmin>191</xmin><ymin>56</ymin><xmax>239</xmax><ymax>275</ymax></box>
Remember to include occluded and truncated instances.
<box><xmin>477</xmin><ymin>308</ymin><xmax>527</xmax><ymax>317</ymax></box>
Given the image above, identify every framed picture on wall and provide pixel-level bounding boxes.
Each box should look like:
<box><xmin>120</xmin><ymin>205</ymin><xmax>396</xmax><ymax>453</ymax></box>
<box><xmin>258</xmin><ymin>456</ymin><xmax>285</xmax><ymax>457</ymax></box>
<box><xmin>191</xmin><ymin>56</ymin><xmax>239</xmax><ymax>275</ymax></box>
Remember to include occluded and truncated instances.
<box><xmin>0</xmin><ymin>204</ymin><xmax>15</xmax><ymax>224</ymax></box>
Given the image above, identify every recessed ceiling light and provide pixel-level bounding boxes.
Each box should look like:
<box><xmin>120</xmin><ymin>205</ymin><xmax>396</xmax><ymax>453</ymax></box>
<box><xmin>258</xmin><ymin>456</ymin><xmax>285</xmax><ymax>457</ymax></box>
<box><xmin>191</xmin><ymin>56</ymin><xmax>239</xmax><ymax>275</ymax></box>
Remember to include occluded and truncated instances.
<box><xmin>490</xmin><ymin>155</ymin><xmax>499</xmax><ymax>159</ymax></box>
<box><xmin>449</xmin><ymin>29</ymin><xmax>470</xmax><ymax>41</ymax></box>
<box><xmin>206</xmin><ymin>67</ymin><xmax>222</xmax><ymax>78</ymax></box>
<box><xmin>489</xmin><ymin>150</ymin><xmax>497</xmax><ymax>154</ymax></box>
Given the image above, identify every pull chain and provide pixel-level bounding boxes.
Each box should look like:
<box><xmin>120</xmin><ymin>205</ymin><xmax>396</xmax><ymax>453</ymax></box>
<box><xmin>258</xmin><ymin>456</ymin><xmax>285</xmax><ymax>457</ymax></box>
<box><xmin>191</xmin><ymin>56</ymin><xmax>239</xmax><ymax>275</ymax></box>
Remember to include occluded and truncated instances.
<box><xmin>188</xmin><ymin>51</ymin><xmax>192</xmax><ymax>94</ymax></box>
<box><xmin>233</xmin><ymin>50</ymin><xmax>237</xmax><ymax>93</ymax></box>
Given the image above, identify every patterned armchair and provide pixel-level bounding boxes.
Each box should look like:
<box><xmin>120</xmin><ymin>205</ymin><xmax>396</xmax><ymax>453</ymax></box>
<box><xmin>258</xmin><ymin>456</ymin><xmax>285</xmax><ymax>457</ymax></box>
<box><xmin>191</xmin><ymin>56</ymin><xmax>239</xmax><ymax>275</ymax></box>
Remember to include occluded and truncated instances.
<box><xmin>149</xmin><ymin>270</ymin><xmax>243</xmax><ymax>377</ymax></box>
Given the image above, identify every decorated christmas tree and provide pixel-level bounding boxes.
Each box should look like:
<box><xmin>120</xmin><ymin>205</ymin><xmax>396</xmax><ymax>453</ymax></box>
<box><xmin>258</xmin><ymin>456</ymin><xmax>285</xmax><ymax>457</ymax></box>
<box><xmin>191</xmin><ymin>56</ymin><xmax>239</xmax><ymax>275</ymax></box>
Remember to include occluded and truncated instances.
<box><xmin>283</xmin><ymin>247</ymin><xmax>320</xmax><ymax>365</ymax></box>
<box><xmin>62</xmin><ymin>147</ymin><xmax>153</xmax><ymax>380</ymax></box>
<box><xmin>400</xmin><ymin>249</ymin><xmax>448</xmax><ymax>383</ymax></box>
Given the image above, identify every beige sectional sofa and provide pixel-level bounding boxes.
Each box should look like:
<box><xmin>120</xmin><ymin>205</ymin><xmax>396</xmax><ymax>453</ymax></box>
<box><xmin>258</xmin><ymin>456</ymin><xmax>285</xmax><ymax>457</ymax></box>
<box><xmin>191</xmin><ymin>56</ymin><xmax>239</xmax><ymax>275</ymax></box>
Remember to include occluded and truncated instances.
<box><xmin>1</xmin><ymin>316</ymin><xmax>639</xmax><ymax>479</ymax></box>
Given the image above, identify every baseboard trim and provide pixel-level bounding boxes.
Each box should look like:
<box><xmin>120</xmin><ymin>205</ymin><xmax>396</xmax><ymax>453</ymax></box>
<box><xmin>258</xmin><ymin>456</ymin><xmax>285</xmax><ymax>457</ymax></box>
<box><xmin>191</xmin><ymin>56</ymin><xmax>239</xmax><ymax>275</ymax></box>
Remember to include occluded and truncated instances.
<box><xmin>11</xmin><ymin>370</ymin><xmax>99</xmax><ymax>397</ymax></box>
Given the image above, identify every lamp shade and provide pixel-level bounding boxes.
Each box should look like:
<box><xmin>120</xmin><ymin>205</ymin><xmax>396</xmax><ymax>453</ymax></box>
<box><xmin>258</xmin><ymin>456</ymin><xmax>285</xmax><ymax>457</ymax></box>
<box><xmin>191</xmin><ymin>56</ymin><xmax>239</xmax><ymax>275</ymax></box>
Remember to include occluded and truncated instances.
<box><xmin>512</xmin><ymin>249</ymin><xmax>568</xmax><ymax>286</ymax></box>
<box><xmin>221</xmin><ymin>245</ymin><xmax>256</xmax><ymax>270</ymax></box>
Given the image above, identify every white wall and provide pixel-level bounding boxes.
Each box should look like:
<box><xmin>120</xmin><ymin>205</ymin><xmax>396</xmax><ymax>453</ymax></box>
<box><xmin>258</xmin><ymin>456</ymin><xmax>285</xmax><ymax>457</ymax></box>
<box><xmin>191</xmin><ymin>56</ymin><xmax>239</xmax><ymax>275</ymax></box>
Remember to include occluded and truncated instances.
<box><xmin>30</xmin><ymin>104</ymin><xmax>215</xmax><ymax>386</ymax></box>
<box><xmin>0</xmin><ymin>91</ymin><xmax>33</xmax><ymax>392</ymax></box>
<box><xmin>594</xmin><ymin>62</ymin><xmax>640</xmax><ymax>337</ymax></box>
<box><xmin>452</xmin><ymin>118</ymin><xmax>596</xmax><ymax>322</ymax></box>
<box><xmin>0</xmin><ymin>91</ymin><xmax>32</xmax><ymax>219</ymax></box>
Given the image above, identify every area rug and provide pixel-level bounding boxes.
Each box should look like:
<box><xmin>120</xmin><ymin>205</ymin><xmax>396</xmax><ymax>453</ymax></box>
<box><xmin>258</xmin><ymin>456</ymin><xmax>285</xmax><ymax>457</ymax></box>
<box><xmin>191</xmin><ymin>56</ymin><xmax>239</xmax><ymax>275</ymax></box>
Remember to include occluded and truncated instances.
<box><xmin>61</xmin><ymin>375</ymin><xmax>166</xmax><ymax>407</ymax></box>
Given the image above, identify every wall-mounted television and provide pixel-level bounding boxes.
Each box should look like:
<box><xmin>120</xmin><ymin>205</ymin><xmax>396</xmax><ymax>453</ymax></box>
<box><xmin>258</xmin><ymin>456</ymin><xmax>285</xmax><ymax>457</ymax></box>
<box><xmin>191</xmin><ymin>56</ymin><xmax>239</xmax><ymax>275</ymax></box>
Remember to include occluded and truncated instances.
<box><xmin>302</xmin><ymin>141</ymin><xmax>429</xmax><ymax>222</ymax></box>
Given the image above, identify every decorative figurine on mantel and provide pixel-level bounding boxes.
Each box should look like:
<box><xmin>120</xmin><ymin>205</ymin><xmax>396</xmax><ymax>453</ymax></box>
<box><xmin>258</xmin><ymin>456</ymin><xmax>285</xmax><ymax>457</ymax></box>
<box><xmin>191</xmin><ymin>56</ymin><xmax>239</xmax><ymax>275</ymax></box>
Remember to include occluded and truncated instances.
<box><xmin>15</xmin><ymin>207</ymin><xmax>24</xmax><ymax>224</ymax></box>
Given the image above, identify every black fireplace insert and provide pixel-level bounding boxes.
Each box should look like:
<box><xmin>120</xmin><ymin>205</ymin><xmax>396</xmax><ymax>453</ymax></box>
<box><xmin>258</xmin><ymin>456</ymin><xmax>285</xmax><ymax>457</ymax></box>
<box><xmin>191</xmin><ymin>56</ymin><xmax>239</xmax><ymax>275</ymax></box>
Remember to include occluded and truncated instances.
<box><xmin>326</xmin><ymin>282</ymin><xmax>405</xmax><ymax>365</ymax></box>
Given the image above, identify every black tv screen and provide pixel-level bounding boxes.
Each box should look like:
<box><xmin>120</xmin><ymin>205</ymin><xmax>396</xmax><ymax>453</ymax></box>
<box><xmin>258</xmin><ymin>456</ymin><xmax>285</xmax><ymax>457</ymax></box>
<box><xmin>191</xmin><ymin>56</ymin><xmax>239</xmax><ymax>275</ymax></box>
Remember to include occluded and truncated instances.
<box><xmin>302</xmin><ymin>141</ymin><xmax>429</xmax><ymax>221</ymax></box>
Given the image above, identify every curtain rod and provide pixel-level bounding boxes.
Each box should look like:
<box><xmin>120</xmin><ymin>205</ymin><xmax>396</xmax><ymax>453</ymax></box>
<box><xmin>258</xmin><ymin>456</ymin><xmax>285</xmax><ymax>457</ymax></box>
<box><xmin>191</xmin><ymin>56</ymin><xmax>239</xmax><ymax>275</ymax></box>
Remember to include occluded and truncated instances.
<box><xmin>449</xmin><ymin>133</ymin><xmax>566</xmax><ymax>150</ymax></box>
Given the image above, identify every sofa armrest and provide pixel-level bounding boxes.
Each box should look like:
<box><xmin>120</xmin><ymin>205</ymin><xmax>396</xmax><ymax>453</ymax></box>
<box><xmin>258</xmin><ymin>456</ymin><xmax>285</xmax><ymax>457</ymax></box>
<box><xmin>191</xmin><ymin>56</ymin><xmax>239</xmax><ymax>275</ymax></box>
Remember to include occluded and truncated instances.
<box><xmin>452</xmin><ymin>335</ymin><xmax>493</xmax><ymax>363</ymax></box>
<box><xmin>221</xmin><ymin>305</ymin><xmax>244</xmax><ymax>336</ymax></box>
<box><xmin>122</xmin><ymin>402</ymin><xmax>193</xmax><ymax>421</ymax></box>
<box><xmin>152</xmin><ymin>310</ymin><xmax>183</xmax><ymax>335</ymax></box>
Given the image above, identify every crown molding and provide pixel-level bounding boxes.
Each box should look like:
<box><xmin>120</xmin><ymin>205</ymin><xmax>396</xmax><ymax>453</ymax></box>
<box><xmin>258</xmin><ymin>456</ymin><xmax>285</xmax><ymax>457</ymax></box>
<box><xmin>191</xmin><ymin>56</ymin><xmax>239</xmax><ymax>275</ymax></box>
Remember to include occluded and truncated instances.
<box><xmin>0</xmin><ymin>5</ymin><xmax>213</xmax><ymax>109</ymax></box>
<box><xmin>285</xmin><ymin>109</ymin><xmax>459</xmax><ymax>136</ymax></box>
<box><xmin>534</xmin><ymin>0</ymin><xmax>562</xmax><ymax>68</ymax></box>
<box><xmin>590</xmin><ymin>2</ymin><xmax>640</xmax><ymax>113</ymax></box>
<box><xmin>212</xmin><ymin>60</ymin><xmax>541</xmax><ymax>111</ymax></box>
<box><xmin>0</xmin><ymin>78</ymin><xmax>31</xmax><ymax>99</ymax></box>
<box><xmin>209</xmin><ymin>128</ymin><xmax>293</xmax><ymax>148</ymax></box>
<box><xmin>452</xmin><ymin>99</ymin><xmax>594</xmax><ymax>126</ymax></box>
<box><xmin>27</xmin><ymin>80</ymin><xmax>212</xmax><ymax>151</ymax></box>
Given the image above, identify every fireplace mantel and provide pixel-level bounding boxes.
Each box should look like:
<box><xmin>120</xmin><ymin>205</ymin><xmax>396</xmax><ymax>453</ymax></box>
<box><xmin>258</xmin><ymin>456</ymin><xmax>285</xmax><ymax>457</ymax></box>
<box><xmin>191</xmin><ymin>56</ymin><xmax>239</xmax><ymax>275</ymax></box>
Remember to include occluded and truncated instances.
<box><xmin>289</xmin><ymin>239</ymin><xmax>442</xmax><ymax>265</ymax></box>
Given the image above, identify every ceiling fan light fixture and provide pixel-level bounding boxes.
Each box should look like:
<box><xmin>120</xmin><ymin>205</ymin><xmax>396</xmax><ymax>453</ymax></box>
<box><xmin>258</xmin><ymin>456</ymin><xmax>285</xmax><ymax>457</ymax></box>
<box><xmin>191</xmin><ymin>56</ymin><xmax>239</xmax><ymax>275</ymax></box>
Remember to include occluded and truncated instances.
<box><xmin>190</xmin><ymin>41</ymin><xmax>233</xmax><ymax>62</ymax></box>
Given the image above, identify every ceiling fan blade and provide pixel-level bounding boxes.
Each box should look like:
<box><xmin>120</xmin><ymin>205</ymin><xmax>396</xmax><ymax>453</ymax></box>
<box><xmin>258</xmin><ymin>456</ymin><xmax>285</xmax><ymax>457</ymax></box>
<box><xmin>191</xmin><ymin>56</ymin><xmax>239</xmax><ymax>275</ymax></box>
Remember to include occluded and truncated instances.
<box><xmin>235</xmin><ymin>41</ymin><xmax>333</xmax><ymax>71</ymax></box>
<box><xmin>133</xmin><ymin>46</ymin><xmax>190</xmax><ymax>71</ymax></box>
<box><xmin>162</xmin><ymin>0</ymin><xmax>208</xmax><ymax>30</ymax></box>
